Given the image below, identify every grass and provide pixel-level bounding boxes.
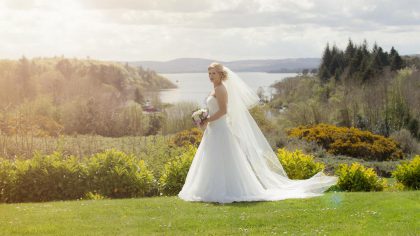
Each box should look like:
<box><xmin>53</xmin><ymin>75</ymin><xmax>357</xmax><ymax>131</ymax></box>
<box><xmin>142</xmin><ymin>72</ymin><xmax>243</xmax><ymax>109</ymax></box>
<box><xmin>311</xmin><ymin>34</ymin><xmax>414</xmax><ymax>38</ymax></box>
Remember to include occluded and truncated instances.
<box><xmin>0</xmin><ymin>191</ymin><xmax>419</xmax><ymax>235</ymax></box>
<box><xmin>0</xmin><ymin>134</ymin><xmax>174</xmax><ymax>160</ymax></box>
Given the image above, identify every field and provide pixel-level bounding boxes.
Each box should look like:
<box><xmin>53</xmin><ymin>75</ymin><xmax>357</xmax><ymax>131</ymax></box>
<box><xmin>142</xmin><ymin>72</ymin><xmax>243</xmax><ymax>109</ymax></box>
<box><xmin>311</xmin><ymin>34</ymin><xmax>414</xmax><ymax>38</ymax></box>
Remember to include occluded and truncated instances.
<box><xmin>0</xmin><ymin>191</ymin><xmax>418</xmax><ymax>235</ymax></box>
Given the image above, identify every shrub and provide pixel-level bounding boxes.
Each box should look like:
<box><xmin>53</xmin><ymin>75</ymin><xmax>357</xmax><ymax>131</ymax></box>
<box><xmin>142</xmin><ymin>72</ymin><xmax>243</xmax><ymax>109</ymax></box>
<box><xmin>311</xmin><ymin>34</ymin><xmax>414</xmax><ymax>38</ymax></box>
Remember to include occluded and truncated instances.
<box><xmin>390</xmin><ymin>129</ymin><xmax>420</xmax><ymax>154</ymax></box>
<box><xmin>83</xmin><ymin>191</ymin><xmax>107</xmax><ymax>200</ymax></box>
<box><xmin>335</xmin><ymin>162</ymin><xmax>386</xmax><ymax>191</ymax></box>
<box><xmin>170</xmin><ymin>127</ymin><xmax>203</xmax><ymax>147</ymax></box>
<box><xmin>276</xmin><ymin>148</ymin><xmax>325</xmax><ymax>179</ymax></box>
<box><xmin>12</xmin><ymin>151</ymin><xmax>88</xmax><ymax>202</ymax></box>
<box><xmin>136</xmin><ymin>137</ymin><xmax>186</xmax><ymax>179</ymax></box>
<box><xmin>391</xmin><ymin>155</ymin><xmax>420</xmax><ymax>190</ymax></box>
<box><xmin>159</xmin><ymin>145</ymin><xmax>196</xmax><ymax>196</ymax></box>
<box><xmin>0</xmin><ymin>158</ymin><xmax>16</xmax><ymax>203</ymax></box>
<box><xmin>86</xmin><ymin>148</ymin><xmax>155</xmax><ymax>198</ymax></box>
<box><xmin>287</xmin><ymin>123</ymin><xmax>404</xmax><ymax>161</ymax></box>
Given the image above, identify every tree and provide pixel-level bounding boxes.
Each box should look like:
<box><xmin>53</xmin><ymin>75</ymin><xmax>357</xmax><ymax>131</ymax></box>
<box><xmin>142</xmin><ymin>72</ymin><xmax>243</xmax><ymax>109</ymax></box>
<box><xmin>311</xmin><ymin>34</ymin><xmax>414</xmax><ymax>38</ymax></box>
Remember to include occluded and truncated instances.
<box><xmin>318</xmin><ymin>43</ymin><xmax>332</xmax><ymax>82</ymax></box>
<box><xmin>344</xmin><ymin>39</ymin><xmax>356</xmax><ymax>64</ymax></box>
<box><xmin>361</xmin><ymin>39</ymin><xmax>369</xmax><ymax>57</ymax></box>
<box><xmin>329</xmin><ymin>45</ymin><xmax>345</xmax><ymax>81</ymax></box>
<box><xmin>56</xmin><ymin>59</ymin><xmax>73</xmax><ymax>80</ymax></box>
<box><xmin>134</xmin><ymin>87</ymin><xmax>145</xmax><ymax>104</ymax></box>
<box><xmin>389</xmin><ymin>46</ymin><xmax>403</xmax><ymax>71</ymax></box>
<box><xmin>83</xmin><ymin>97</ymin><xmax>98</xmax><ymax>134</ymax></box>
<box><xmin>369</xmin><ymin>43</ymin><xmax>385</xmax><ymax>75</ymax></box>
<box><xmin>360</xmin><ymin>55</ymin><xmax>373</xmax><ymax>82</ymax></box>
<box><xmin>407</xmin><ymin>118</ymin><xmax>419</xmax><ymax>139</ymax></box>
<box><xmin>146</xmin><ymin>113</ymin><xmax>164</xmax><ymax>135</ymax></box>
<box><xmin>318</xmin><ymin>39</ymin><xmax>405</xmax><ymax>83</ymax></box>
<box><xmin>378</xmin><ymin>47</ymin><xmax>389</xmax><ymax>67</ymax></box>
<box><xmin>16</xmin><ymin>56</ymin><xmax>37</xmax><ymax>102</ymax></box>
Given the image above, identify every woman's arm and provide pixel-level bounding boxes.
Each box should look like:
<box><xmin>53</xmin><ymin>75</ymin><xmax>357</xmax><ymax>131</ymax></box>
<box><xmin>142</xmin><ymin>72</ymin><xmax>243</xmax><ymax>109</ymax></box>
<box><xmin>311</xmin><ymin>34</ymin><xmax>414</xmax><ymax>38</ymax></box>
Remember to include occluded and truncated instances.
<box><xmin>206</xmin><ymin>86</ymin><xmax>227</xmax><ymax>122</ymax></box>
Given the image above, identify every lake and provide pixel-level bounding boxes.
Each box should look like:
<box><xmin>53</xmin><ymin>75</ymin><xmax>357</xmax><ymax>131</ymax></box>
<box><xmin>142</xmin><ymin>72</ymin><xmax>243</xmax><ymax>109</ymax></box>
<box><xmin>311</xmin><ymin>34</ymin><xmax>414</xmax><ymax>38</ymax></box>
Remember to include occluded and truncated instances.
<box><xmin>157</xmin><ymin>72</ymin><xmax>297</xmax><ymax>106</ymax></box>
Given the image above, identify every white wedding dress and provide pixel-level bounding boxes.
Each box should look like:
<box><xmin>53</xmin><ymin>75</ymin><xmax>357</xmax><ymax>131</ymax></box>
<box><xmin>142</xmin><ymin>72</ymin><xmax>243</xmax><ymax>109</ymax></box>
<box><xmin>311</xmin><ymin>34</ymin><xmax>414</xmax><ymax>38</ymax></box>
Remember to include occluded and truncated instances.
<box><xmin>178</xmin><ymin>93</ymin><xmax>338</xmax><ymax>204</ymax></box>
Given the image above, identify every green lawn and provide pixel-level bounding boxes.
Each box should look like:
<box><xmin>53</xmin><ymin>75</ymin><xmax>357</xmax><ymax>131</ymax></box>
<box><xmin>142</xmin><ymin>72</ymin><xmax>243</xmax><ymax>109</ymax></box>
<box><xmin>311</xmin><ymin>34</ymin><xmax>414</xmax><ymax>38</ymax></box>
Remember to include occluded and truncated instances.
<box><xmin>0</xmin><ymin>191</ymin><xmax>419</xmax><ymax>236</ymax></box>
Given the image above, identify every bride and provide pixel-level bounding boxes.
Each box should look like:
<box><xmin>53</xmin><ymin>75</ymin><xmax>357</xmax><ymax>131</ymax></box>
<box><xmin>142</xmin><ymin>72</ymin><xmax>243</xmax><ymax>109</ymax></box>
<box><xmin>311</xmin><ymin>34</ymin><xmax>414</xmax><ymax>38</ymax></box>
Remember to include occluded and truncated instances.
<box><xmin>178</xmin><ymin>62</ymin><xmax>338</xmax><ymax>204</ymax></box>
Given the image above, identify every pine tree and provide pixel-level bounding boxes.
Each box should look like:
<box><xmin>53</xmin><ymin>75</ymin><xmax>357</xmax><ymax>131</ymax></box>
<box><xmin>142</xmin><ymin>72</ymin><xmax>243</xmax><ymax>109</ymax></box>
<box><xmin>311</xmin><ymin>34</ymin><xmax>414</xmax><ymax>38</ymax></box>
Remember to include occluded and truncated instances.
<box><xmin>369</xmin><ymin>42</ymin><xmax>384</xmax><ymax>75</ymax></box>
<box><xmin>359</xmin><ymin>40</ymin><xmax>373</xmax><ymax>82</ymax></box>
<box><xmin>389</xmin><ymin>46</ymin><xmax>403</xmax><ymax>71</ymax></box>
<box><xmin>317</xmin><ymin>39</ymin><xmax>404</xmax><ymax>83</ymax></box>
<box><xmin>329</xmin><ymin>45</ymin><xmax>345</xmax><ymax>80</ymax></box>
<box><xmin>318</xmin><ymin>43</ymin><xmax>332</xmax><ymax>82</ymax></box>
<box><xmin>361</xmin><ymin>39</ymin><xmax>369</xmax><ymax>57</ymax></box>
<box><xmin>360</xmin><ymin>55</ymin><xmax>373</xmax><ymax>82</ymax></box>
<box><xmin>350</xmin><ymin>46</ymin><xmax>363</xmax><ymax>76</ymax></box>
<box><xmin>344</xmin><ymin>39</ymin><xmax>356</xmax><ymax>64</ymax></box>
<box><xmin>378</xmin><ymin>47</ymin><xmax>389</xmax><ymax>67</ymax></box>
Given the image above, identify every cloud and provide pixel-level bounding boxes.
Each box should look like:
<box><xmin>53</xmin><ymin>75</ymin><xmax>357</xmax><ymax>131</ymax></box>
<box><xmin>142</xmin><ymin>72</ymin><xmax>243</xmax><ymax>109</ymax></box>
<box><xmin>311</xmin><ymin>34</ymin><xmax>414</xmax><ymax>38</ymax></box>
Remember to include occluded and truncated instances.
<box><xmin>78</xmin><ymin>0</ymin><xmax>420</xmax><ymax>29</ymax></box>
<box><xmin>0</xmin><ymin>0</ymin><xmax>419</xmax><ymax>61</ymax></box>
<box><xmin>2</xmin><ymin>0</ymin><xmax>37</xmax><ymax>10</ymax></box>
<box><xmin>80</xmin><ymin>0</ymin><xmax>215</xmax><ymax>12</ymax></box>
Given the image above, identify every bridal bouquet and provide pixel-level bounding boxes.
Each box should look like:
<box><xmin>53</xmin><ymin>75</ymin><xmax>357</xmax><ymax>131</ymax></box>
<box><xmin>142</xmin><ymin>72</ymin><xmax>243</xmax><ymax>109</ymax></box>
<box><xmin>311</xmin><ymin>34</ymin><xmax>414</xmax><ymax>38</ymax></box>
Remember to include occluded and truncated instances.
<box><xmin>191</xmin><ymin>108</ymin><xmax>209</xmax><ymax>126</ymax></box>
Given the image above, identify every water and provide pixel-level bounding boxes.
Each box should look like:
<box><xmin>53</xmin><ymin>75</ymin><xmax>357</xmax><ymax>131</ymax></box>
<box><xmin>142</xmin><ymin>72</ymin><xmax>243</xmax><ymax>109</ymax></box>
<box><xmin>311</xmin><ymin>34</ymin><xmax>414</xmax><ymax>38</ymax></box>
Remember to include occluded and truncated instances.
<box><xmin>158</xmin><ymin>72</ymin><xmax>297</xmax><ymax>106</ymax></box>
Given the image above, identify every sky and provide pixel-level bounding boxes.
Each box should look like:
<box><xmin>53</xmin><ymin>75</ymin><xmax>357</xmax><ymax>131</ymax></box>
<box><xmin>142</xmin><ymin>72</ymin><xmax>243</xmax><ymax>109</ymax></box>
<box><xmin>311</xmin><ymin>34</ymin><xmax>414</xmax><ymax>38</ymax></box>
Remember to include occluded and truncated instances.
<box><xmin>1</xmin><ymin>0</ymin><xmax>419</xmax><ymax>62</ymax></box>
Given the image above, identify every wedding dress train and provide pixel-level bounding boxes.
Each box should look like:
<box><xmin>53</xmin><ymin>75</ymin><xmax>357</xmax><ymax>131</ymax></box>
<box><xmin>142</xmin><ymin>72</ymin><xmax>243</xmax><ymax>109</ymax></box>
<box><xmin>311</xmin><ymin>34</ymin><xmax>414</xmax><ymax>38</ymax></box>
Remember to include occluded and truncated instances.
<box><xmin>178</xmin><ymin>94</ymin><xmax>338</xmax><ymax>204</ymax></box>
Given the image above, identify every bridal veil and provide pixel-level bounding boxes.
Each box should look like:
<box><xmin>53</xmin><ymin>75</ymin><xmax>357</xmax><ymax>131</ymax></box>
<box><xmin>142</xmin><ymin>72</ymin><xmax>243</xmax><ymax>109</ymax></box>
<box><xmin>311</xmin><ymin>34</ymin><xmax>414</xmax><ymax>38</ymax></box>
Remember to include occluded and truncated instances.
<box><xmin>221</xmin><ymin>66</ymin><xmax>338</xmax><ymax>193</ymax></box>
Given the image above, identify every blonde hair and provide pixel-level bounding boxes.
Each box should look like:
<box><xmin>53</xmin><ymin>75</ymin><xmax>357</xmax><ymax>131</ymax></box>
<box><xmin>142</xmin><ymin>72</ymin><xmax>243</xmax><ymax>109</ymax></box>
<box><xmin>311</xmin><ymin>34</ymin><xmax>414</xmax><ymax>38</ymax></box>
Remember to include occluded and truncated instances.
<box><xmin>208</xmin><ymin>62</ymin><xmax>228</xmax><ymax>81</ymax></box>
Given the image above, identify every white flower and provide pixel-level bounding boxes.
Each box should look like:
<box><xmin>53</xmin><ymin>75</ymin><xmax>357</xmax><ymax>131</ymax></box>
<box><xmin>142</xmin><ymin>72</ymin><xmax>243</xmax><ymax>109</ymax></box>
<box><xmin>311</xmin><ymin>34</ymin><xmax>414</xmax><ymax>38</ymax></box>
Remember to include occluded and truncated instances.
<box><xmin>191</xmin><ymin>108</ymin><xmax>209</xmax><ymax>126</ymax></box>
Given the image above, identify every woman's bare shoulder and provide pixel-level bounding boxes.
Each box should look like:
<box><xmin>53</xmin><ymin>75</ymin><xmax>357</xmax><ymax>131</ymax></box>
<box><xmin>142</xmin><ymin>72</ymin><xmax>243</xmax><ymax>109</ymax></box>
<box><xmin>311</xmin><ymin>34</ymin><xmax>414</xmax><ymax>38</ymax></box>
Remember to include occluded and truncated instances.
<box><xmin>215</xmin><ymin>84</ymin><xmax>227</xmax><ymax>94</ymax></box>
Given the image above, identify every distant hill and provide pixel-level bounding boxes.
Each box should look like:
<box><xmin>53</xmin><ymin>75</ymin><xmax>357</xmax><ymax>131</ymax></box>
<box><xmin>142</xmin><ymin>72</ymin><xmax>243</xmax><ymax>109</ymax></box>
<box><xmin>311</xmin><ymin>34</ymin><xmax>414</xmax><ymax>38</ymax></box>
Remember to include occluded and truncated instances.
<box><xmin>128</xmin><ymin>58</ymin><xmax>321</xmax><ymax>73</ymax></box>
<box><xmin>0</xmin><ymin>57</ymin><xmax>177</xmax><ymax>110</ymax></box>
<box><xmin>403</xmin><ymin>54</ymin><xmax>420</xmax><ymax>69</ymax></box>
<box><xmin>0</xmin><ymin>57</ymin><xmax>178</xmax><ymax>137</ymax></box>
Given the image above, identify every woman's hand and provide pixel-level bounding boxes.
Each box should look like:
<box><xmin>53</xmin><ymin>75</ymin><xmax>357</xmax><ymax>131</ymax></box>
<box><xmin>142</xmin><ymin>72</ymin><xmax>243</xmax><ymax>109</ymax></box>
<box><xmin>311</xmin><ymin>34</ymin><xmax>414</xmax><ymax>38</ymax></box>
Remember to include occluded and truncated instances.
<box><xmin>200</xmin><ymin>118</ymin><xmax>209</xmax><ymax>128</ymax></box>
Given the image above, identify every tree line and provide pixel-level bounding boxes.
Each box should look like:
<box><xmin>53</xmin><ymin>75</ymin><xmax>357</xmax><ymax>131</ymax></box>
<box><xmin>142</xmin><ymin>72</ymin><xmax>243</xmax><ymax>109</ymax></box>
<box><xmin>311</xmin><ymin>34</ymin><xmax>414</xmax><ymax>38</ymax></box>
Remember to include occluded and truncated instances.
<box><xmin>270</xmin><ymin>40</ymin><xmax>420</xmax><ymax>148</ymax></box>
<box><xmin>318</xmin><ymin>39</ymin><xmax>404</xmax><ymax>83</ymax></box>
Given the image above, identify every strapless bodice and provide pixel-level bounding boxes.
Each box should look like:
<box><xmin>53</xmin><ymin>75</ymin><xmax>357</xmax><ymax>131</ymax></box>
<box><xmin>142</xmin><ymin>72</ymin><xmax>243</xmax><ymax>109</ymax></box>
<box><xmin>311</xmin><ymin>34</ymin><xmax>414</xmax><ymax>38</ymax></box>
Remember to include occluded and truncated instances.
<box><xmin>206</xmin><ymin>95</ymin><xmax>227</xmax><ymax>124</ymax></box>
<box><xmin>206</xmin><ymin>95</ymin><xmax>218</xmax><ymax>116</ymax></box>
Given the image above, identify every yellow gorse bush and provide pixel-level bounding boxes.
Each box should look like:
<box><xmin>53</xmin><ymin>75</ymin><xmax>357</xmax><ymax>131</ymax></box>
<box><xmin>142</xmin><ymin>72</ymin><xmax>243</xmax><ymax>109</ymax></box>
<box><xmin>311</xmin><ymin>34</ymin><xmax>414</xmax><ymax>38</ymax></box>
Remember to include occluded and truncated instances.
<box><xmin>335</xmin><ymin>162</ymin><xmax>386</xmax><ymax>191</ymax></box>
<box><xmin>287</xmin><ymin>123</ymin><xmax>404</xmax><ymax>161</ymax></box>
<box><xmin>392</xmin><ymin>155</ymin><xmax>420</xmax><ymax>190</ymax></box>
<box><xmin>276</xmin><ymin>148</ymin><xmax>325</xmax><ymax>179</ymax></box>
<box><xmin>170</xmin><ymin>127</ymin><xmax>203</xmax><ymax>147</ymax></box>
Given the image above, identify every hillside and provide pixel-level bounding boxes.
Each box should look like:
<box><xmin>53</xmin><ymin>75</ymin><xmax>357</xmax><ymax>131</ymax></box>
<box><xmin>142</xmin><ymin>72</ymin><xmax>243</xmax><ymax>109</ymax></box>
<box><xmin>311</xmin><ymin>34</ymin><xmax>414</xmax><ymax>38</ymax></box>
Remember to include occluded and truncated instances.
<box><xmin>0</xmin><ymin>57</ymin><xmax>177</xmax><ymax>137</ymax></box>
<box><xmin>0</xmin><ymin>57</ymin><xmax>176</xmax><ymax>108</ymax></box>
<box><xmin>128</xmin><ymin>57</ymin><xmax>321</xmax><ymax>73</ymax></box>
<box><xmin>0</xmin><ymin>58</ymin><xmax>176</xmax><ymax>106</ymax></box>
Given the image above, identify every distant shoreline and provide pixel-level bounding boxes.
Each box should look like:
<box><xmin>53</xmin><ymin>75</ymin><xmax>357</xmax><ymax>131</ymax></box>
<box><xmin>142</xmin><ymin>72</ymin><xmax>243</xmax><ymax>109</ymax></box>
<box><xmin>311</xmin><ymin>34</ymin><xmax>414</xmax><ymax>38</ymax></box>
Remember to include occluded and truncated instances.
<box><xmin>128</xmin><ymin>57</ymin><xmax>321</xmax><ymax>74</ymax></box>
<box><xmin>158</xmin><ymin>71</ymin><xmax>302</xmax><ymax>74</ymax></box>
